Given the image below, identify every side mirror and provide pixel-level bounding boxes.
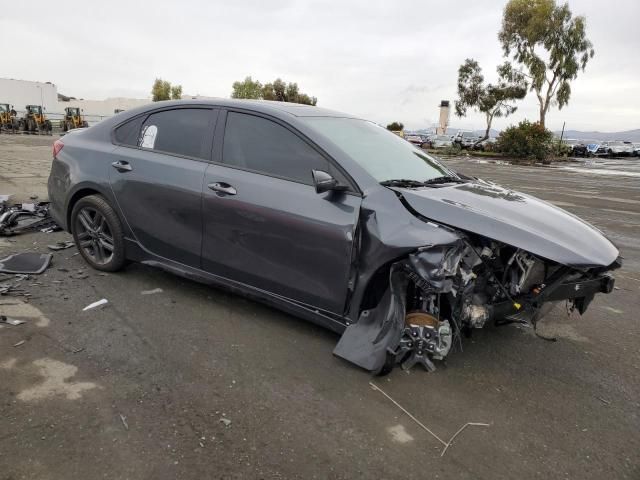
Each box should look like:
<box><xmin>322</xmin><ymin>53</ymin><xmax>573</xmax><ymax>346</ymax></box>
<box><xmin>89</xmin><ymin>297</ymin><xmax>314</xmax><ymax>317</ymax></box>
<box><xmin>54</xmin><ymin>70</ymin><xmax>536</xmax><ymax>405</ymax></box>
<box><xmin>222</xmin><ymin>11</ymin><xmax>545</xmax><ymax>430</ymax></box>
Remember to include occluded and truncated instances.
<box><xmin>312</xmin><ymin>170</ymin><xmax>347</xmax><ymax>194</ymax></box>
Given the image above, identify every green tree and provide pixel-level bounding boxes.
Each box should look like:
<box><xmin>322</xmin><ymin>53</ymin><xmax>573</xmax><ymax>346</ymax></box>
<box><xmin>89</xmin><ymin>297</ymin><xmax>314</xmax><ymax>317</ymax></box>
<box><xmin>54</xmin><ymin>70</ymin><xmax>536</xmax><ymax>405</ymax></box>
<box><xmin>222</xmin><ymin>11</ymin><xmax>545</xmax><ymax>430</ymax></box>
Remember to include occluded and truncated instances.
<box><xmin>232</xmin><ymin>77</ymin><xmax>317</xmax><ymax>105</ymax></box>
<box><xmin>455</xmin><ymin>59</ymin><xmax>527</xmax><ymax>145</ymax></box>
<box><xmin>496</xmin><ymin>120</ymin><xmax>554</xmax><ymax>161</ymax></box>
<box><xmin>231</xmin><ymin>76</ymin><xmax>263</xmax><ymax>99</ymax></box>
<box><xmin>152</xmin><ymin>78</ymin><xmax>171</xmax><ymax>101</ymax></box>
<box><xmin>386</xmin><ymin>122</ymin><xmax>404</xmax><ymax>131</ymax></box>
<box><xmin>262</xmin><ymin>78</ymin><xmax>317</xmax><ymax>105</ymax></box>
<box><xmin>170</xmin><ymin>85</ymin><xmax>183</xmax><ymax>100</ymax></box>
<box><xmin>151</xmin><ymin>78</ymin><xmax>183</xmax><ymax>102</ymax></box>
<box><xmin>499</xmin><ymin>0</ymin><xmax>594</xmax><ymax>127</ymax></box>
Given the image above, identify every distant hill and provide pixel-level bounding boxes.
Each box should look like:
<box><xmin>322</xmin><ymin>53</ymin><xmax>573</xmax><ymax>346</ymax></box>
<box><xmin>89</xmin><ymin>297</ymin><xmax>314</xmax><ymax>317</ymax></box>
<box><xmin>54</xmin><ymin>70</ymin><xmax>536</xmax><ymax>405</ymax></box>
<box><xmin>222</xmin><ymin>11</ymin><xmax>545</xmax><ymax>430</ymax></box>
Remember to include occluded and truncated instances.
<box><xmin>553</xmin><ymin>129</ymin><xmax>640</xmax><ymax>142</ymax></box>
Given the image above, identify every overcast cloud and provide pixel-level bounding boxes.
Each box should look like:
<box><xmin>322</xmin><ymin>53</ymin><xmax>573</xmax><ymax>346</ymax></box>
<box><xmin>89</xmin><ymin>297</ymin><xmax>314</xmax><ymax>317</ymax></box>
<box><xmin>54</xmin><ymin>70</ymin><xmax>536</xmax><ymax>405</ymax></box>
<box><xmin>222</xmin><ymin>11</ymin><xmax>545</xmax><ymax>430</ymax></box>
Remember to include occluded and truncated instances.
<box><xmin>3</xmin><ymin>0</ymin><xmax>639</xmax><ymax>131</ymax></box>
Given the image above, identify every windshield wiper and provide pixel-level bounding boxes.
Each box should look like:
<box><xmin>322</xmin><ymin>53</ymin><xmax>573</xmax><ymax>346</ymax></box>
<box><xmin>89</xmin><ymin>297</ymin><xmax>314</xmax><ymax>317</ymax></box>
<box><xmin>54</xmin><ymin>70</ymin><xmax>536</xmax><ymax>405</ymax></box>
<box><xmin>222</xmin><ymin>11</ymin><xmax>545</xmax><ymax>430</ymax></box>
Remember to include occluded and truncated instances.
<box><xmin>422</xmin><ymin>175</ymin><xmax>465</xmax><ymax>185</ymax></box>
<box><xmin>380</xmin><ymin>179</ymin><xmax>427</xmax><ymax>188</ymax></box>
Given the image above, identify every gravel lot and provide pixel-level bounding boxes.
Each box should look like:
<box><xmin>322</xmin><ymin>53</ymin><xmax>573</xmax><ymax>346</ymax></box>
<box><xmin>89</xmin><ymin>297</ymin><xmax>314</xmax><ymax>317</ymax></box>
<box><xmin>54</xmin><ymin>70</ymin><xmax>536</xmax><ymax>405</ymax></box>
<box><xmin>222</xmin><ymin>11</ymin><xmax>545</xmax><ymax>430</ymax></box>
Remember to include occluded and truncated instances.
<box><xmin>1</xmin><ymin>134</ymin><xmax>639</xmax><ymax>479</ymax></box>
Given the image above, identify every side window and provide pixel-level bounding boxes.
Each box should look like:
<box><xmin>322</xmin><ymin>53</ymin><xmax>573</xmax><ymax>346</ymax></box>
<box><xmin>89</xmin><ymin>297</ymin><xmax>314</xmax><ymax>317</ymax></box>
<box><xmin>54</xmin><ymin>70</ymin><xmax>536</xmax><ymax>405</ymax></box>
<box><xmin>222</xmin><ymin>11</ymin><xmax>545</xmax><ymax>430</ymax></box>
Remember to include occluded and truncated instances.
<box><xmin>223</xmin><ymin>112</ymin><xmax>328</xmax><ymax>184</ymax></box>
<box><xmin>114</xmin><ymin>115</ymin><xmax>145</xmax><ymax>146</ymax></box>
<box><xmin>139</xmin><ymin>108</ymin><xmax>212</xmax><ymax>159</ymax></box>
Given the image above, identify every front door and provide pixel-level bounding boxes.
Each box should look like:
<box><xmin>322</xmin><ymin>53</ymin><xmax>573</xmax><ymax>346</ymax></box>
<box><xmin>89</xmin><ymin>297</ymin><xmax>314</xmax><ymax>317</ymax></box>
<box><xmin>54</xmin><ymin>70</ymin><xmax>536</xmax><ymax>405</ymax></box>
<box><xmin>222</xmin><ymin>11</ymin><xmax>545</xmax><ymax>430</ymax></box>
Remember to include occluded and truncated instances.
<box><xmin>109</xmin><ymin>107</ymin><xmax>217</xmax><ymax>267</ymax></box>
<box><xmin>201</xmin><ymin>111</ymin><xmax>361</xmax><ymax>314</ymax></box>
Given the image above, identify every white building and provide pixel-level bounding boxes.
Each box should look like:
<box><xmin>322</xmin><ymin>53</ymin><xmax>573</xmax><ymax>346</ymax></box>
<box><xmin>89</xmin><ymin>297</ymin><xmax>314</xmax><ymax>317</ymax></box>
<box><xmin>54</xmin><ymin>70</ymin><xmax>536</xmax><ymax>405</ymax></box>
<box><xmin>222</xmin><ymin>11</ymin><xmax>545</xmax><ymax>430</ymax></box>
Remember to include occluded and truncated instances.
<box><xmin>0</xmin><ymin>78</ymin><xmax>153</xmax><ymax>124</ymax></box>
<box><xmin>0</xmin><ymin>78</ymin><xmax>58</xmax><ymax>112</ymax></box>
<box><xmin>1</xmin><ymin>78</ymin><xmax>224</xmax><ymax>125</ymax></box>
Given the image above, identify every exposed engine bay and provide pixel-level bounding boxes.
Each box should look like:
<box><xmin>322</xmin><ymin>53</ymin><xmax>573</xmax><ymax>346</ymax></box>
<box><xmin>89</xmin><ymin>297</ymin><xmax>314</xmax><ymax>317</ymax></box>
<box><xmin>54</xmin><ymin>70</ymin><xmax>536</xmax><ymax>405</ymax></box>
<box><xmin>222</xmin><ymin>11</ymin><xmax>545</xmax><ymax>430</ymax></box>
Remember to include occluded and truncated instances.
<box><xmin>334</xmin><ymin>233</ymin><xmax>619</xmax><ymax>375</ymax></box>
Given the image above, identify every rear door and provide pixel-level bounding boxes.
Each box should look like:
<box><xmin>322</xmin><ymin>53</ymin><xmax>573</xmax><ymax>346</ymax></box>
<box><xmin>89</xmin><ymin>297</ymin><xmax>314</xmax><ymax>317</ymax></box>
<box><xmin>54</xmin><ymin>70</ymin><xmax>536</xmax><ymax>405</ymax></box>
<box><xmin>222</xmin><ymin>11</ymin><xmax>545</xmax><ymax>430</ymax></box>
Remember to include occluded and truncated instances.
<box><xmin>201</xmin><ymin>110</ymin><xmax>361</xmax><ymax>314</ymax></box>
<box><xmin>109</xmin><ymin>107</ymin><xmax>217</xmax><ymax>267</ymax></box>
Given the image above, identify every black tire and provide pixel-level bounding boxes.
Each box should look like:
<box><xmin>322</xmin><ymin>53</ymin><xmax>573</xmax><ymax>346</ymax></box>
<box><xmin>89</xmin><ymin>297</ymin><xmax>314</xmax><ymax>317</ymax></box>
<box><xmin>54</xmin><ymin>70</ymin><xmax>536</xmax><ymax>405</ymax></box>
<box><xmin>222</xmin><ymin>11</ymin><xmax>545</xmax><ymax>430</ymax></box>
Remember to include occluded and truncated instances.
<box><xmin>71</xmin><ymin>195</ymin><xmax>126</xmax><ymax>272</ymax></box>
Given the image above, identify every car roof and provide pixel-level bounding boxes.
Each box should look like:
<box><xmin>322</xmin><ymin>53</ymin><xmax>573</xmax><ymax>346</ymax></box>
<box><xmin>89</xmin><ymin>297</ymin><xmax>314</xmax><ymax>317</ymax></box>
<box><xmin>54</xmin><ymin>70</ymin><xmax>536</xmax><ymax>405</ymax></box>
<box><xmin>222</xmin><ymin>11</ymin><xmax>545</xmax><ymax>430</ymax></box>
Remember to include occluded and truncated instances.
<box><xmin>127</xmin><ymin>98</ymin><xmax>360</xmax><ymax>119</ymax></box>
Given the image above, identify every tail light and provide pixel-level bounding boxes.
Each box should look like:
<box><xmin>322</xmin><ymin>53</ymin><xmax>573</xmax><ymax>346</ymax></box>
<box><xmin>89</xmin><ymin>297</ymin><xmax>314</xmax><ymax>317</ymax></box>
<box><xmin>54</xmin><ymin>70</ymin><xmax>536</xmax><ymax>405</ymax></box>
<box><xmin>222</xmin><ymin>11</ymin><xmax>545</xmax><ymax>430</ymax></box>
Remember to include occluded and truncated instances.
<box><xmin>53</xmin><ymin>139</ymin><xmax>64</xmax><ymax>159</ymax></box>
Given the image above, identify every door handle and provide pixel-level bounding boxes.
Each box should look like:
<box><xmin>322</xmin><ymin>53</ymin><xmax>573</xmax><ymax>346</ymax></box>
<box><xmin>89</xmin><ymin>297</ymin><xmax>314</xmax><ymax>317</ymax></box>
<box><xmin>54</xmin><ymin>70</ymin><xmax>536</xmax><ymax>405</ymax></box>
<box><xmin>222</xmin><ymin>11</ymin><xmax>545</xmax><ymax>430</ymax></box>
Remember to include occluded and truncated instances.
<box><xmin>208</xmin><ymin>182</ymin><xmax>237</xmax><ymax>196</ymax></box>
<box><xmin>111</xmin><ymin>161</ymin><xmax>132</xmax><ymax>172</ymax></box>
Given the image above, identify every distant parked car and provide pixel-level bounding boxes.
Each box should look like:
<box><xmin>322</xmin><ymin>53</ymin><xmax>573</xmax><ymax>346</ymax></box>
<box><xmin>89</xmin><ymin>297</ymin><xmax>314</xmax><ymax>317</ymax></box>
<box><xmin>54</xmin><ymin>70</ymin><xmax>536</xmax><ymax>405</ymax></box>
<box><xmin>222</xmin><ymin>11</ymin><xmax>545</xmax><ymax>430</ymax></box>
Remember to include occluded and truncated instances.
<box><xmin>431</xmin><ymin>135</ymin><xmax>454</xmax><ymax>149</ymax></box>
<box><xmin>633</xmin><ymin>143</ymin><xmax>640</xmax><ymax>157</ymax></box>
<box><xmin>473</xmin><ymin>137</ymin><xmax>497</xmax><ymax>152</ymax></box>
<box><xmin>602</xmin><ymin>141</ymin><xmax>634</xmax><ymax>157</ymax></box>
<box><xmin>455</xmin><ymin>131</ymin><xmax>481</xmax><ymax>149</ymax></box>
<box><xmin>562</xmin><ymin>139</ymin><xmax>588</xmax><ymax>157</ymax></box>
<box><xmin>405</xmin><ymin>135</ymin><xmax>423</xmax><ymax>146</ymax></box>
<box><xmin>585</xmin><ymin>143</ymin><xmax>601</xmax><ymax>156</ymax></box>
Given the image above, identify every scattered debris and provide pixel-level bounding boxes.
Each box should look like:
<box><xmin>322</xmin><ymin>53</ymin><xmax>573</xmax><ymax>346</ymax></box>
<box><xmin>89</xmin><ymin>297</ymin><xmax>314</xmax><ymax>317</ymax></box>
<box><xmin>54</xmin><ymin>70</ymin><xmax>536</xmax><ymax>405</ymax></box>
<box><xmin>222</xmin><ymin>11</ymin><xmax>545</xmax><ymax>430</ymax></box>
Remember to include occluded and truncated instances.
<box><xmin>141</xmin><ymin>288</ymin><xmax>163</xmax><ymax>295</ymax></box>
<box><xmin>369</xmin><ymin>382</ymin><xmax>489</xmax><ymax>457</ymax></box>
<box><xmin>596</xmin><ymin>396</ymin><xmax>611</xmax><ymax>406</ymax></box>
<box><xmin>0</xmin><ymin>299</ymin><xmax>49</xmax><ymax>327</ymax></box>
<box><xmin>0</xmin><ymin>274</ymin><xmax>30</xmax><ymax>296</ymax></box>
<box><xmin>82</xmin><ymin>299</ymin><xmax>108</xmax><ymax>311</ymax></box>
<box><xmin>48</xmin><ymin>241</ymin><xmax>75</xmax><ymax>251</ymax></box>
<box><xmin>13</xmin><ymin>340</ymin><xmax>26</xmax><ymax>347</ymax></box>
<box><xmin>0</xmin><ymin>253</ymin><xmax>52</xmax><ymax>274</ymax></box>
<box><xmin>219</xmin><ymin>417</ymin><xmax>232</xmax><ymax>427</ymax></box>
<box><xmin>119</xmin><ymin>414</ymin><xmax>129</xmax><ymax>430</ymax></box>
<box><xmin>0</xmin><ymin>315</ymin><xmax>25</xmax><ymax>326</ymax></box>
<box><xmin>0</xmin><ymin>201</ymin><xmax>60</xmax><ymax>236</ymax></box>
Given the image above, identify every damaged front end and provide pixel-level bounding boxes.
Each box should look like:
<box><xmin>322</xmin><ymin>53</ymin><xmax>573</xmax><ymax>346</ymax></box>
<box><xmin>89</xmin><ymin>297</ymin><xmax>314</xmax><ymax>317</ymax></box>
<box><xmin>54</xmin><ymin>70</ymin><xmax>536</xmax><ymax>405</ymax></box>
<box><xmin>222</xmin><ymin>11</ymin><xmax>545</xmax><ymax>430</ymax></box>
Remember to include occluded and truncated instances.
<box><xmin>334</xmin><ymin>235</ymin><xmax>620</xmax><ymax>375</ymax></box>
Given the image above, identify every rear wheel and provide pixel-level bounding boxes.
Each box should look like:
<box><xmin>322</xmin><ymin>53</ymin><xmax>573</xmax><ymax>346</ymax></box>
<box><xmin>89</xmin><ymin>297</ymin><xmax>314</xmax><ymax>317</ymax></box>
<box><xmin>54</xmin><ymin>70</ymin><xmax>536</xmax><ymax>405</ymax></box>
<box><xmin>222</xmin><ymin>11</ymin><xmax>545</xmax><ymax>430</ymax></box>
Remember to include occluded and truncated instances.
<box><xmin>71</xmin><ymin>195</ymin><xmax>126</xmax><ymax>272</ymax></box>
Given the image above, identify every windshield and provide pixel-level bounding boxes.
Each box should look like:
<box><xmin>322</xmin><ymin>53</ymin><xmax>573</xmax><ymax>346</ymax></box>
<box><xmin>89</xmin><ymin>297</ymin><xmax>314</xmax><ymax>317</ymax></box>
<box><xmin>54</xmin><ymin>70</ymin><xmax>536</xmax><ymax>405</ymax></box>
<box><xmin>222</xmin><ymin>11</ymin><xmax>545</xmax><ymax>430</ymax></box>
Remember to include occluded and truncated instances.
<box><xmin>302</xmin><ymin>117</ymin><xmax>453</xmax><ymax>182</ymax></box>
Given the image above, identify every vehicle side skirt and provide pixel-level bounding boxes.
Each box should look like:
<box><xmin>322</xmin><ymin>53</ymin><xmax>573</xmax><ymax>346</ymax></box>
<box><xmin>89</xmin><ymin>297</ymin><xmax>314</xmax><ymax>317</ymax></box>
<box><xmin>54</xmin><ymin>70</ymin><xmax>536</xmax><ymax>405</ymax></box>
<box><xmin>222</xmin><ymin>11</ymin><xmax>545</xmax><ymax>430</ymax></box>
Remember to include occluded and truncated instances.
<box><xmin>123</xmin><ymin>238</ymin><xmax>348</xmax><ymax>334</ymax></box>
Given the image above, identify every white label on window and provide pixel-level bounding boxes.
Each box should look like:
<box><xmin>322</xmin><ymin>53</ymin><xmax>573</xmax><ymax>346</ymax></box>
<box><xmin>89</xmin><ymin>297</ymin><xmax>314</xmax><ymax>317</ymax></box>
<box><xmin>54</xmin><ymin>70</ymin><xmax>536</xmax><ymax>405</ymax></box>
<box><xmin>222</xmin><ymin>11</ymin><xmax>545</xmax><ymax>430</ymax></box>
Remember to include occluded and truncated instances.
<box><xmin>139</xmin><ymin>125</ymin><xmax>158</xmax><ymax>149</ymax></box>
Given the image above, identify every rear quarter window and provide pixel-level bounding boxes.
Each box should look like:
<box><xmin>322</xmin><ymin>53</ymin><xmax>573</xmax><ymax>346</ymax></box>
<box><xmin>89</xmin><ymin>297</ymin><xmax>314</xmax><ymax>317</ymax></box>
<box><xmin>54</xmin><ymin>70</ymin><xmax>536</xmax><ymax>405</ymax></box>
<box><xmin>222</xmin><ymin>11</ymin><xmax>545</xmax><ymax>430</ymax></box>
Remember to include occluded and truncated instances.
<box><xmin>114</xmin><ymin>115</ymin><xmax>146</xmax><ymax>146</ymax></box>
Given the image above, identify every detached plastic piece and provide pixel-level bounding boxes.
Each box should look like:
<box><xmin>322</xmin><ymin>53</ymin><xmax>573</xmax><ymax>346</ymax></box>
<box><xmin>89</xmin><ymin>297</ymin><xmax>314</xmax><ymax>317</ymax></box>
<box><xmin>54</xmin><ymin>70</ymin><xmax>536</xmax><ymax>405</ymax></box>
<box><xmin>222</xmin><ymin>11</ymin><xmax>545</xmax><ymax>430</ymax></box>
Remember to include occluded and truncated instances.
<box><xmin>0</xmin><ymin>252</ymin><xmax>52</xmax><ymax>274</ymax></box>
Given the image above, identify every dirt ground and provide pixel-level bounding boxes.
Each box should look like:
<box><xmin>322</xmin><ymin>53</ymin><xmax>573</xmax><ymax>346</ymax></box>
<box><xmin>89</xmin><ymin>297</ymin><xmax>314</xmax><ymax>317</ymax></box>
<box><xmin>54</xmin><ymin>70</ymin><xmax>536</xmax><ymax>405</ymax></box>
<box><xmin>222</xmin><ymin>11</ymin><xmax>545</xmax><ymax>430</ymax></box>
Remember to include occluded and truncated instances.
<box><xmin>1</xmin><ymin>134</ymin><xmax>639</xmax><ymax>479</ymax></box>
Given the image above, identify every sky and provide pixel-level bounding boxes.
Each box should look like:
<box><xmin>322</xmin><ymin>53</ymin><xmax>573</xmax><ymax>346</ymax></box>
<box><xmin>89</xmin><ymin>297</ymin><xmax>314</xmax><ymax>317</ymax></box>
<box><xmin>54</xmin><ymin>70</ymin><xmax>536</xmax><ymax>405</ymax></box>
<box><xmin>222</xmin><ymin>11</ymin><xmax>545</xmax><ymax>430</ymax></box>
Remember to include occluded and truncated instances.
<box><xmin>3</xmin><ymin>0</ymin><xmax>639</xmax><ymax>132</ymax></box>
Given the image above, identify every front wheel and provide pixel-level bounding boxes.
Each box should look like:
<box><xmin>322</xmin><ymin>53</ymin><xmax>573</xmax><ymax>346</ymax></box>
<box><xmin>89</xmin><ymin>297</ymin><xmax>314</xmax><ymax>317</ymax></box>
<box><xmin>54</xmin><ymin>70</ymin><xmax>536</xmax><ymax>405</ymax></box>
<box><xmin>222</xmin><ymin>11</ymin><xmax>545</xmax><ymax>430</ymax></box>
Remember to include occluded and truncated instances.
<box><xmin>71</xmin><ymin>195</ymin><xmax>126</xmax><ymax>272</ymax></box>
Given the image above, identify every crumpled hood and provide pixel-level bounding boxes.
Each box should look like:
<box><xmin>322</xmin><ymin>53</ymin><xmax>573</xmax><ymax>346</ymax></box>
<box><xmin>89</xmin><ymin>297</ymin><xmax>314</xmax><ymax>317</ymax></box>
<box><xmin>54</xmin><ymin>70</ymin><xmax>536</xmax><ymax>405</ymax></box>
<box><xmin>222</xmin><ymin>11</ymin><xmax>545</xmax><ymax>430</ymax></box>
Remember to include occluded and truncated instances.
<box><xmin>394</xmin><ymin>180</ymin><xmax>619</xmax><ymax>268</ymax></box>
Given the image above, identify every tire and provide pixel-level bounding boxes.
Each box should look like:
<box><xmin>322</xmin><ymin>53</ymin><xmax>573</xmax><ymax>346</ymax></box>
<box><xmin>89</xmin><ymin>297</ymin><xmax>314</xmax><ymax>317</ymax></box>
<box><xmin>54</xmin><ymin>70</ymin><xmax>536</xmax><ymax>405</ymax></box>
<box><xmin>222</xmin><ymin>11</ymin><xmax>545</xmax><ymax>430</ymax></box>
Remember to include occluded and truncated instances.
<box><xmin>71</xmin><ymin>195</ymin><xmax>126</xmax><ymax>272</ymax></box>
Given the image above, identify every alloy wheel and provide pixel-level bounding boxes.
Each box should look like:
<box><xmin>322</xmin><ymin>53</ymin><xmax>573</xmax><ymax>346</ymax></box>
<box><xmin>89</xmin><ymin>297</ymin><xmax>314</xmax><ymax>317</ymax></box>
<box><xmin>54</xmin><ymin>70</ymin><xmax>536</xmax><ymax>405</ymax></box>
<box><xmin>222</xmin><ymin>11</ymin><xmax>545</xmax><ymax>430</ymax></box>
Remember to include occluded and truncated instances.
<box><xmin>74</xmin><ymin>207</ymin><xmax>115</xmax><ymax>266</ymax></box>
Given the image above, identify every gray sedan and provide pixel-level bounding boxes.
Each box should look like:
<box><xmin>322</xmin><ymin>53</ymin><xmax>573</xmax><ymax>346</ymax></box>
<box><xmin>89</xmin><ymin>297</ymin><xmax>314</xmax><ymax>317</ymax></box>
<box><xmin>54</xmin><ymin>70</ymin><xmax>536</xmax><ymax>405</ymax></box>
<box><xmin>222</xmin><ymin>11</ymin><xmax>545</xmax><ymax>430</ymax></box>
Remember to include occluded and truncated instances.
<box><xmin>47</xmin><ymin>99</ymin><xmax>620</xmax><ymax>375</ymax></box>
